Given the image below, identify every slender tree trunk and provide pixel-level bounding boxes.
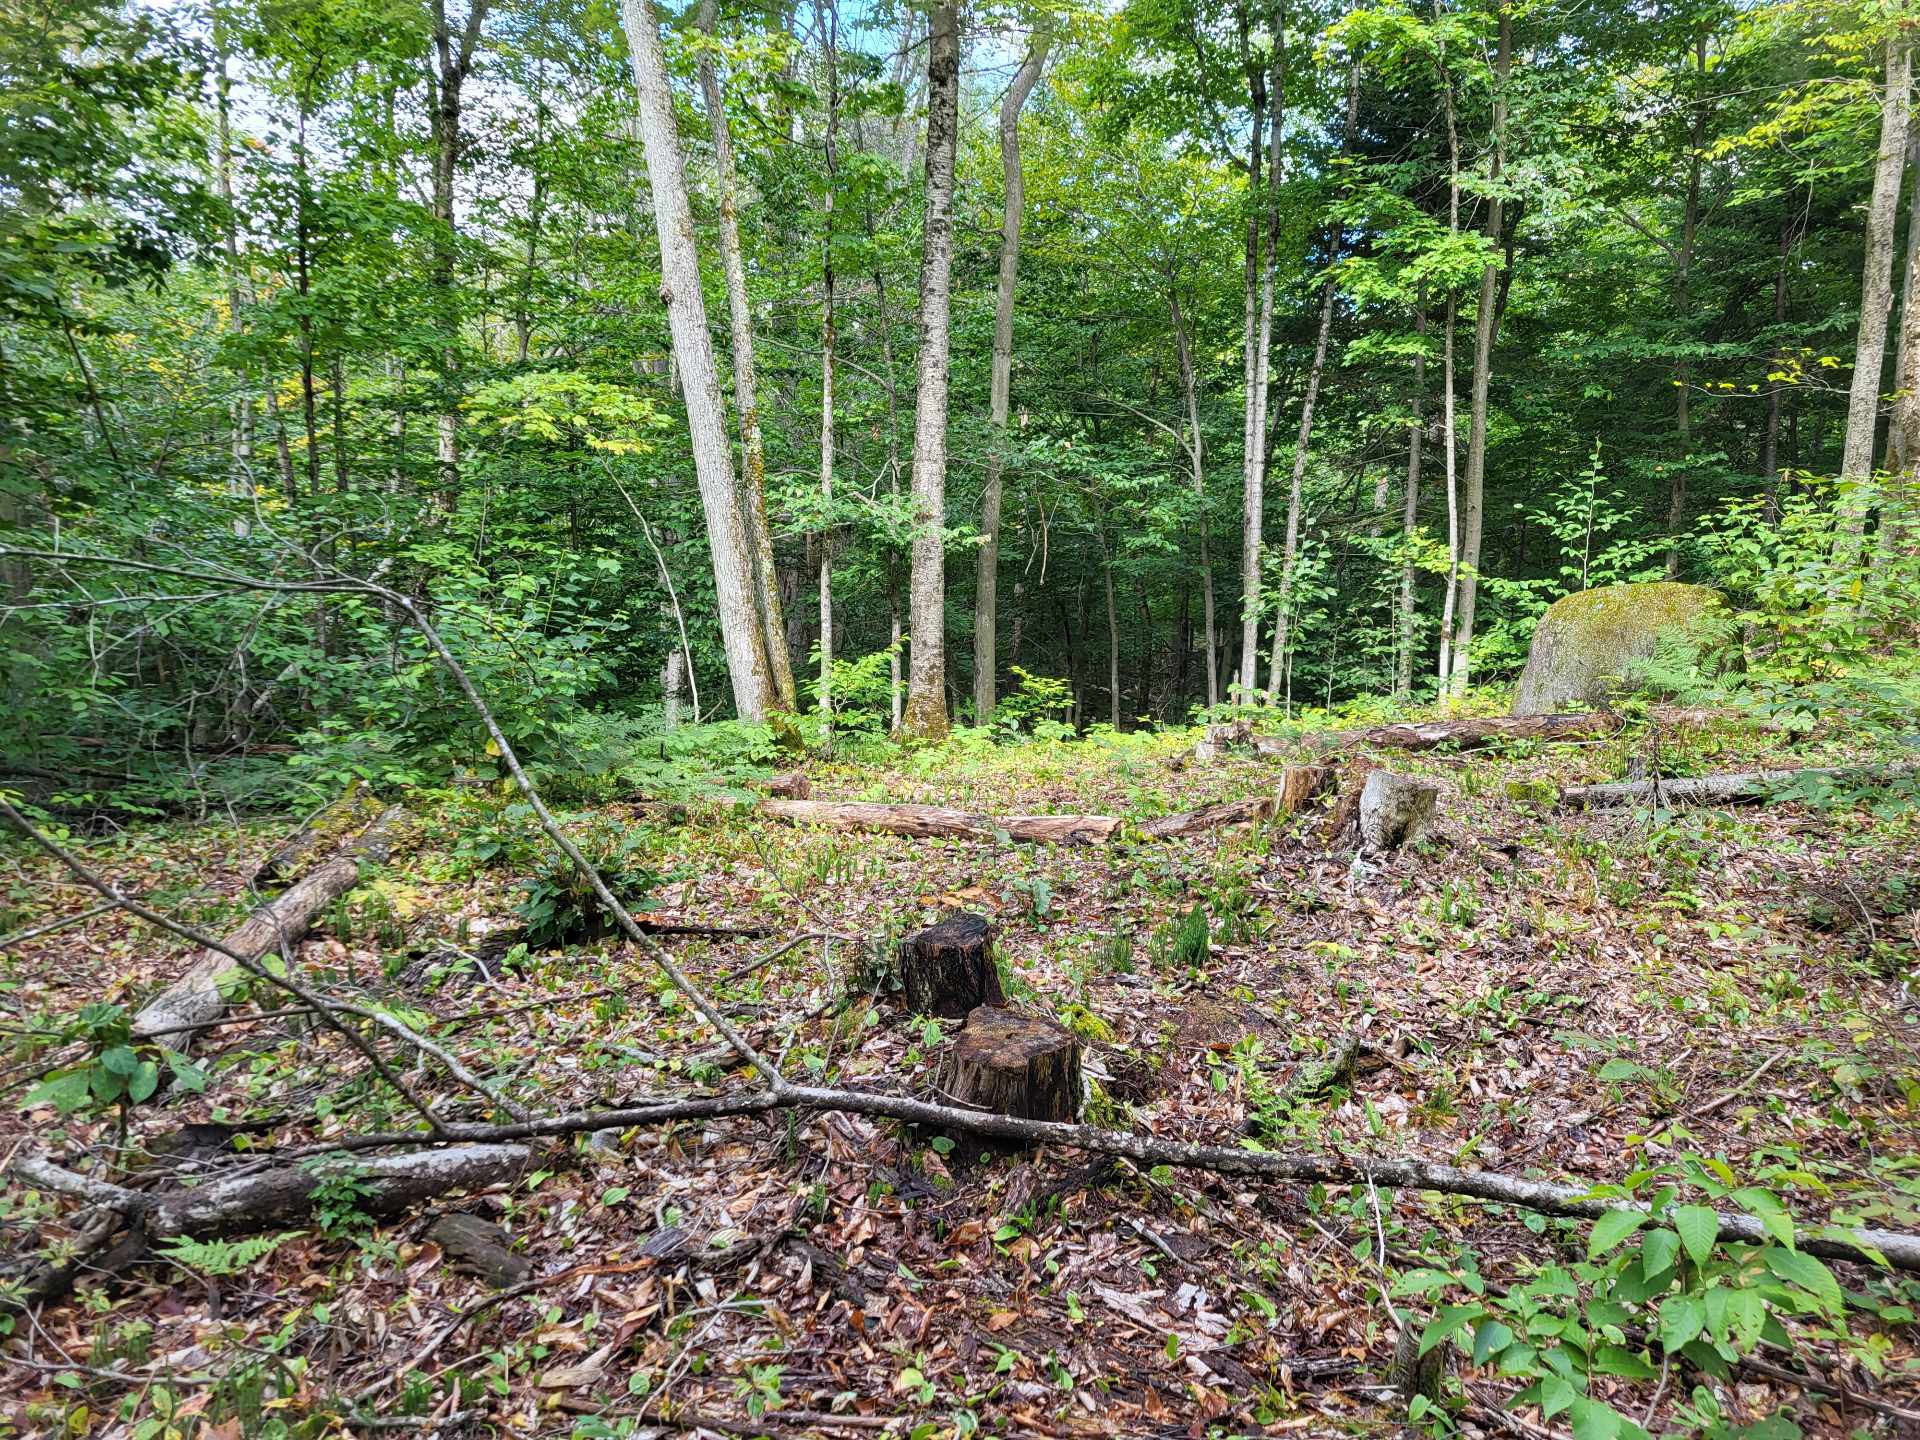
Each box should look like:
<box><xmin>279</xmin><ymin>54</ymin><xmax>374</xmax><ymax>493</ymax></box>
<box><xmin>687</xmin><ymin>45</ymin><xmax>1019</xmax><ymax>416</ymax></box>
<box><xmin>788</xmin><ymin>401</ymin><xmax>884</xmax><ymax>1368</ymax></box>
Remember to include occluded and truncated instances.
<box><xmin>1836</xmin><ymin>35</ymin><xmax>1912</xmax><ymax>568</ymax></box>
<box><xmin>1244</xmin><ymin>5</ymin><xmax>1286</xmax><ymax>699</ymax></box>
<box><xmin>1397</xmin><ymin>287</ymin><xmax>1427</xmax><ymax>699</ymax></box>
<box><xmin>694</xmin><ymin>0</ymin><xmax>796</xmax><ymax>710</ymax></box>
<box><xmin>1268</xmin><ymin>60</ymin><xmax>1357</xmax><ymax>694</ymax></box>
<box><xmin>1235</xmin><ymin>0</ymin><xmax>1269</xmax><ymax>699</ymax></box>
<box><xmin>213</xmin><ymin>32</ymin><xmax>255</xmax><ymax>541</ymax></box>
<box><xmin>1447</xmin><ymin>3</ymin><xmax>1509</xmax><ymax>698</ymax></box>
<box><xmin>1434</xmin><ymin>11</ymin><xmax>1462</xmax><ymax>690</ymax></box>
<box><xmin>1665</xmin><ymin>30</ymin><xmax>1708</xmax><ymax>578</ymax></box>
<box><xmin>619</xmin><ymin>0</ymin><xmax>780</xmax><ymax>720</ymax></box>
<box><xmin>973</xmin><ymin>21</ymin><xmax>1050</xmax><ymax>722</ymax></box>
<box><xmin>899</xmin><ymin>1</ymin><xmax>960</xmax><ymax>740</ymax></box>
<box><xmin>1100</xmin><ymin>522</ymin><xmax>1121</xmax><ymax>728</ymax></box>
<box><xmin>1170</xmin><ymin>283</ymin><xmax>1218</xmax><ymax>708</ymax></box>
<box><xmin>1885</xmin><ymin>123</ymin><xmax>1920</xmax><ymax>554</ymax></box>
<box><xmin>816</xmin><ymin>0</ymin><xmax>840</xmax><ymax>733</ymax></box>
<box><xmin>428</xmin><ymin>0</ymin><xmax>489</xmax><ymax>505</ymax></box>
<box><xmin>1761</xmin><ymin>216</ymin><xmax>1792</xmax><ymax>519</ymax></box>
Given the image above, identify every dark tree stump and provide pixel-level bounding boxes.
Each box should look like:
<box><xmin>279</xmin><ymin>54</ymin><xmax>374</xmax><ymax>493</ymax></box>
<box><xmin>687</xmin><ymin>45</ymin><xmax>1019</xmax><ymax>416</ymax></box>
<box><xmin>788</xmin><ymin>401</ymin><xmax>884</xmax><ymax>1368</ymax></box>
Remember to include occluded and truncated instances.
<box><xmin>1278</xmin><ymin>764</ymin><xmax>1333</xmax><ymax>814</ymax></box>
<box><xmin>941</xmin><ymin>1007</ymin><xmax>1083</xmax><ymax>1123</ymax></box>
<box><xmin>429</xmin><ymin>1213</ymin><xmax>531</xmax><ymax>1288</ymax></box>
<box><xmin>763</xmin><ymin>770</ymin><xmax>810</xmax><ymax>799</ymax></box>
<box><xmin>900</xmin><ymin>914</ymin><xmax>1002</xmax><ymax>1019</ymax></box>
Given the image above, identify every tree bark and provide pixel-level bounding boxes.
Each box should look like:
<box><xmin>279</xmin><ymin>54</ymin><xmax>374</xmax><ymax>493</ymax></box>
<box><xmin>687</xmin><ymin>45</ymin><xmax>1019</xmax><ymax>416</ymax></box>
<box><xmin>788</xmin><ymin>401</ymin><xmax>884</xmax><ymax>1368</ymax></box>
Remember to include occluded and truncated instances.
<box><xmin>619</xmin><ymin>0</ymin><xmax>781</xmax><ymax>721</ymax></box>
<box><xmin>973</xmin><ymin>23</ymin><xmax>1049</xmax><ymax>722</ymax></box>
<box><xmin>1139</xmin><ymin>796</ymin><xmax>1274</xmax><ymax>839</ymax></box>
<box><xmin>1561</xmin><ymin>764</ymin><xmax>1920</xmax><ymax>811</ymax></box>
<box><xmin>428</xmin><ymin>0</ymin><xmax>490</xmax><ymax>504</ymax></box>
<box><xmin>1434</xmin><ymin>16</ymin><xmax>1462</xmax><ymax>690</ymax></box>
<box><xmin>1397</xmin><ymin>287</ymin><xmax>1426</xmax><ymax>697</ymax></box>
<box><xmin>1884</xmin><ymin>118</ymin><xmax>1920</xmax><ymax>553</ymax></box>
<box><xmin>816</xmin><ymin>0</ymin><xmax>841</xmax><ymax>734</ymax></box>
<box><xmin>694</xmin><ymin>0</ymin><xmax>796</xmax><ymax>711</ymax></box>
<box><xmin>1235</xmin><ymin>0</ymin><xmax>1280</xmax><ymax>698</ymax></box>
<box><xmin>759</xmin><ymin>798</ymin><xmax>1121</xmax><ymax>845</ymax></box>
<box><xmin>899</xmin><ymin>914</ymin><xmax>1001</xmax><ymax>1019</ymax></box>
<box><xmin>899</xmin><ymin>1</ymin><xmax>960</xmax><ymax>740</ymax></box>
<box><xmin>1170</xmin><ymin>284</ymin><xmax>1218</xmax><ymax>708</ymax></box>
<box><xmin>941</xmin><ymin>1008</ymin><xmax>1083</xmax><ymax>1125</ymax></box>
<box><xmin>1836</xmin><ymin>35</ymin><xmax>1911</xmax><ymax>567</ymax></box>
<box><xmin>1447</xmin><ymin>3</ymin><xmax>1509</xmax><ymax>698</ymax></box>
<box><xmin>1664</xmin><ymin>29</ymin><xmax>1709</xmax><ymax>578</ymax></box>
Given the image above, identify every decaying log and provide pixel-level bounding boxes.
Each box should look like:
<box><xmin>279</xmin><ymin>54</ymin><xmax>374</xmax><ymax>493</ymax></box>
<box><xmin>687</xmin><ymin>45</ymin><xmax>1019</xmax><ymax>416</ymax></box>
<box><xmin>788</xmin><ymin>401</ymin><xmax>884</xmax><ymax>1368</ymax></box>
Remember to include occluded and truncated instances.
<box><xmin>1138</xmin><ymin>795</ymin><xmax>1273</xmax><ymax>839</ymax></box>
<box><xmin>250</xmin><ymin>785</ymin><xmax>382</xmax><ymax>887</ymax></box>
<box><xmin>1277</xmin><ymin>765</ymin><xmax>1333</xmax><ymax>814</ymax></box>
<box><xmin>134</xmin><ymin>806</ymin><xmax>405</xmax><ymax>1048</ymax></box>
<box><xmin>1561</xmin><ymin>763</ymin><xmax>1920</xmax><ymax>811</ymax></box>
<box><xmin>1199</xmin><ymin>711</ymin><xmax>1628</xmax><ymax>765</ymax></box>
<box><xmin>941</xmin><ymin>1007</ymin><xmax>1083</xmax><ymax>1124</ymax></box>
<box><xmin>900</xmin><ymin>914</ymin><xmax>1003</xmax><ymax>1019</ymax></box>
<box><xmin>429</xmin><ymin>1212</ymin><xmax>532</xmax><ymax>1288</ymax></box>
<box><xmin>1358</xmin><ymin>771</ymin><xmax>1439</xmax><ymax>852</ymax></box>
<box><xmin>761</xmin><ymin>770</ymin><xmax>810</xmax><ymax>800</ymax></box>
<box><xmin>1193</xmin><ymin>719</ymin><xmax>1254</xmax><ymax>763</ymax></box>
<box><xmin>759</xmin><ymin>798</ymin><xmax>1121</xmax><ymax>846</ymax></box>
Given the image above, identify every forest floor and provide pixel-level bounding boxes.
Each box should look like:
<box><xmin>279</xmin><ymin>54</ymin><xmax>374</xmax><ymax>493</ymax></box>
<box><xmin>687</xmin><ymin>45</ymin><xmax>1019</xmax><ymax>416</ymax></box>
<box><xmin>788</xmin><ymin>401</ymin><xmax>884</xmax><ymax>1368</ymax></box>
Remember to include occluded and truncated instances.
<box><xmin>5</xmin><ymin>704</ymin><xmax>1920</xmax><ymax>1440</ymax></box>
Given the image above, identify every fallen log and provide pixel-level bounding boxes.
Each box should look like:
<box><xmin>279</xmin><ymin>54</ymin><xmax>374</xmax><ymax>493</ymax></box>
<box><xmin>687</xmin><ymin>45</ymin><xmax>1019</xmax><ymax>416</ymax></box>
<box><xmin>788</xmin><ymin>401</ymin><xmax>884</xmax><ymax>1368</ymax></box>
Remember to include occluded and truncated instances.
<box><xmin>1199</xmin><ymin>711</ymin><xmax>1627</xmax><ymax>764</ymax></box>
<box><xmin>1560</xmin><ymin>763</ymin><xmax>1920</xmax><ymax>811</ymax></box>
<box><xmin>133</xmin><ymin>806</ymin><xmax>405</xmax><ymax>1048</ymax></box>
<box><xmin>249</xmin><ymin>785</ymin><xmax>382</xmax><ymax>887</ymax></box>
<box><xmin>758</xmin><ymin>798</ymin><xmax>1121</xmax><ymax>846</ymax></box>
<box><xmin>11</xmin><ymin>1144</ymin><xmax>530</xmax><ymax>1238</ymax></box>
<box><xmin>1138</xmin><ymin>795</ymin><xmax>1274</xmax><ymax>839</ymax></box>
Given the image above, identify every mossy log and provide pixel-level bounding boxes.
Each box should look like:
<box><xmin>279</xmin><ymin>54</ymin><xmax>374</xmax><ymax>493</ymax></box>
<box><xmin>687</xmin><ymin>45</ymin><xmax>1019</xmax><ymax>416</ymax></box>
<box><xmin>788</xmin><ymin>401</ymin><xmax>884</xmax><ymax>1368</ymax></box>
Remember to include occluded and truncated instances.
<box><xmin>900</xmin><ymin>914</ymin><xmax>1003</xmax><ymax>1019</ymax></box>
<box><xmin>249</xmin><ymin>785</ymin><xmax>383</xmax><ymax>887</ymax></box>
<box><xmin>941</xmin><ymin>1007</ymin><xmax>1083</xmax><ymax>1123</ymax></box>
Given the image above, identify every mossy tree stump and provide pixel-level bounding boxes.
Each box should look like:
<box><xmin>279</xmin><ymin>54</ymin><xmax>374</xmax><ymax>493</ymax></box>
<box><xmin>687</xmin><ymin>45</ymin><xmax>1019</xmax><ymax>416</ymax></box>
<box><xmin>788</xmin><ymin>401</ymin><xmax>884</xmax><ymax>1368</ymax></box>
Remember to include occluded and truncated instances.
<box><xmin>900</xmin><ymin>914</ymin><xmax>1003</xmax><ymax>1019</ymax></box>
<box><xmin>941</xmin><ymin>1007</ymin><xmax>1083</xmax><ymax>1123</ymax></box>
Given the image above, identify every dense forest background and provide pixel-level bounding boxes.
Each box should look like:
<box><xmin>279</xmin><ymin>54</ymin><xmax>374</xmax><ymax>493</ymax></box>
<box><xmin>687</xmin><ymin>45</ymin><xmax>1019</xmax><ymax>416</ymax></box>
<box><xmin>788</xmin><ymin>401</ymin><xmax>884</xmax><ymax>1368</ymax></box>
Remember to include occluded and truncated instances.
<box><xmin>2</xmin><ymin>0</ymin><xmax>1915</xmax><ymax>811</ymax></box>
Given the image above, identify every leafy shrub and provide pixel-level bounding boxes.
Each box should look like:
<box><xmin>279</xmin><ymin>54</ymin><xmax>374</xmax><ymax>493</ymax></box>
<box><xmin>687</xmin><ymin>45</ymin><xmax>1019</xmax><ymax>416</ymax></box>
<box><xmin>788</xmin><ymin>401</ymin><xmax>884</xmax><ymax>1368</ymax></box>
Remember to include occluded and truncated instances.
<box><xmin>517</xmin><ymin>829</ymin><xmax>666</xmax><ymax>949</ymax></box>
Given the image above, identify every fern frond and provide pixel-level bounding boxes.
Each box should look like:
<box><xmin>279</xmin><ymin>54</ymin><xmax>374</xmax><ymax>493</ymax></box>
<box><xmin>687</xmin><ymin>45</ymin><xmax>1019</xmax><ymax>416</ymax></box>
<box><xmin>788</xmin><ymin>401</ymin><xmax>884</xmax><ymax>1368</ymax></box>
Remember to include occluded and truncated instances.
<box><xmin>154</xmin><ymin>1230</ymin><xmax>304</xmax><ymax>1276</ymax></box>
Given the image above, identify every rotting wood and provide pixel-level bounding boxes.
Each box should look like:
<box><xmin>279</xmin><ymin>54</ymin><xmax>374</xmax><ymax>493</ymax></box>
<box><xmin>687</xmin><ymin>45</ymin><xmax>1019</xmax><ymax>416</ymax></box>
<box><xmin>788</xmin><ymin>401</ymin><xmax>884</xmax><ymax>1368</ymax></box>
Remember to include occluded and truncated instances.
<box><xmin>759</xmin><ymin>797</ymin><xmax>1121</xmax><ymax>845</ymax></box>
<box><xmin>1278</xmin><ymin>764</ymin><xmax>1333</xmax><ymax>814</ymax></box>
<box><xmin>761</xmin><ymin>770</ymin><xmax>810</xmax><ymax>799</ymax></box>
<box><xmin>1139</xmin><ymin>795</ymin><xmax>1273</xmax><ymax>839</ymax></box>
<box><xmin>1560</xmin><ymin>762</ymin><xmax>1920</xmax><ymax>811</ymax></box>
<box><xmin>941</xmin><ymin>1006</ymin><xmax>1082</xmax><ymax>1125</ymax></box>
<box><xmin>899</xmin><ymin>913</ymin><xmax>1002</xmax><ymax>1019</ymax></box>
<box><xmin>249</xmin><ymin>784</ymin><xmax>382</xmax><ymax>887</ymax></box>
<box><xmin>1358</xmin><ymin>771</ymin><xmax>1440</xmax><ymax>852</ymax></box>
<box><xmin>133</xmin><ymin>806</ymin><xmax>406</xmax><ymax>1049</ymax></box>
<box><xmin>429</xmin><ymin>1212</ymin><xmax>532</xmax><ymax>1288</ymax></box>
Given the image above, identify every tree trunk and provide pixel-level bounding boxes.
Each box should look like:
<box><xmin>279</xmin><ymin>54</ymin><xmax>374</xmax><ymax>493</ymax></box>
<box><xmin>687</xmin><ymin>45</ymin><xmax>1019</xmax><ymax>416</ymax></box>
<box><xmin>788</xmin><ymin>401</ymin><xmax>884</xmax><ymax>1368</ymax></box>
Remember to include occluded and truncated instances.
<box><xmin>1234</xmin><ymin>1</ymin><xmax>1270</xmax><ymax>700</ymax></box>
<box><xmin>1434</xmin><ymin>20</ymin><xmax>1462</xmax><ymax>690</ymax></box>
<box><xmin>1447</xmin><ymin>3</ymin><xmax>1509</xmax><ymax>698</ymax></box>
<box><xmin>1139</xmin><ymin>796</ymin><xmax>1274</xmax><ymax>839</ymax></box>
<box><xmin>1836</xmin><ymin>35</ymin><xmax>1912</xmax><ymax>567</ymax></box>
<box><xmin>1761</xmin><ymin>215</ymin><xmax>1793</xmax><ymax>518</ymax></box>
<box><xmin>1665</xmin><ymin>30</ymin><xmax>1708</xmax><ymax>578</ymax></box>
<box><xmin>213</xmin><ymin>29</ymin><xmax>254</xmax><ymax>539</ymax></box>
<box><xmin>1562</xmin><ymin>764</ymin><xmax>1920</xmax><ymax>811</ymax></box>
<box><xmin>428</xmin><ymin>0</ymin><xmax>490</xmax><ymax>504</ymax></box>
<box><xmin>1884</xmin><ymin>122</ymin><xmax>1920</xmax><ymax>553</ymax></box>
<box><xmin>1101</xmin><ymin>521</ymin><xmax>1121</xmax><ymax>727</ymax></box>
<box><xmin>1396</xmin><ymin>287</ymin><xmax>1426</xmax><ymax>698</ymax></box>
<box><xmin>694</xmin><ymin>0</ymin><xmax>796</xmax><ymax>710</ymax></box>
<box><xmin>816</xmin><ymin>0</ymin><xmax>841</xmax><ymax>734</ymax></box>
<box><xmin>899</xmin><ymin>1</ymin><xmax>960</xmax><ymax>740</ymax></box>
<box><xmin>974</xmin><ymin>23</ymin><xmax>1050</xmax><ymax>722</ymax></box>
<box><xmin>620</xmin><ymin>0</ymin><xmax>781</xmax><ymax>721</ymax></box>
<box><xmin>1170</xmin><ymin>285</ymin><xmax>1218</xmax><ymax>708</ymax></box>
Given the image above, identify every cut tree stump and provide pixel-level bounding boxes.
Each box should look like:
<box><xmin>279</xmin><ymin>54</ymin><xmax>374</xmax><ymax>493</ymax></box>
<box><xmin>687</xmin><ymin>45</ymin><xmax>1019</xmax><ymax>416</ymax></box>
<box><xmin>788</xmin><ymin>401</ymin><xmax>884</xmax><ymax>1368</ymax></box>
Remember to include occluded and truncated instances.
<box><xmin>900</xmin><ymin>914</ymin><xmax>1003</xmax><ymax>1019</ymax></box>
<box><xmin>1358</xmin><ymin>772</ymin><xmax>1439</xmax><ymax>852</ymax></box>
<box><xmin>133</xmin><ymin>806</ymin><xmax>405</xmax><ymax>1049</ymax></box>
<box><xmin>1278</xmin><ymin>765</ymin><xmax>1333</xmax><ymax>814</ymax></box>
<box><xmin>760</xmin><ymin>798</ymin><xmax>1120</xmax><ymax>846</ymax></box>
<box><xmin>941</xmin><ymin>1007</ymin><xmax>1083</xmax><ymax>1123</ymax></box>
<box><xmin>762</xmin><ymin>770</ymin><xmax>810</xmax><ymax>799</ymax></box>
<box><xmin>1139</xmin><ymin>796</ymin><xmax>1273</xmax><ymax>839</ymax></box>
<box><xmin>429</xmin><ymin>1212</ymin><xmax>531</xmax><ymax>1288</ymax></box>
<box><xmin>1560</xmin><ymin>762</ymin><xmax>1920</xmax><ymax>810</ymax></box>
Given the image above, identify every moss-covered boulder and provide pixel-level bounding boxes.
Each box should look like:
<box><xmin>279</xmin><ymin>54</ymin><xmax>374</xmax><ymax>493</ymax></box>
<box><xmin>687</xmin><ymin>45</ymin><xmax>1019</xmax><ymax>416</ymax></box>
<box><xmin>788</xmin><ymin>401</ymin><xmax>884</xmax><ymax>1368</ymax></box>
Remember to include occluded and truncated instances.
<box><xmin>1512</xmin><ymin>582</ymin><xmax>1721</xmax><ymax>716</ymax></box>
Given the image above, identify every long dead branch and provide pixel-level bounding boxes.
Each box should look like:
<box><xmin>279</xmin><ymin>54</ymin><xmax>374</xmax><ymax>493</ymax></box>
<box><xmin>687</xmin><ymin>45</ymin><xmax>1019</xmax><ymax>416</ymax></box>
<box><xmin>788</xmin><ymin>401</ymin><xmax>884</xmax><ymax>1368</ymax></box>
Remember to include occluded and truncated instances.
<box><xmin>759</xmin><ymin>797</ymin><xmax>1121</xmax><ymax>845</ymax></box>
<box><xmin>1560</xmin><ymin>763</ymin><xmax>1920</xmax><ymax>810</ymax></box>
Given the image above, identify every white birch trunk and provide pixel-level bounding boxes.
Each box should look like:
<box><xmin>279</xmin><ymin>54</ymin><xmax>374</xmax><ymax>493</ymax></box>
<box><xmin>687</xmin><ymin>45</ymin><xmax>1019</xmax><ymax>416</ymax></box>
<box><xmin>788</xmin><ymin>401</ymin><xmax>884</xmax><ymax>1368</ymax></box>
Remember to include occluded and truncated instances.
<box><xmin>619</xmin><ymin>0</ymin><xmax>779</xmax><ymax>721</ymax></box>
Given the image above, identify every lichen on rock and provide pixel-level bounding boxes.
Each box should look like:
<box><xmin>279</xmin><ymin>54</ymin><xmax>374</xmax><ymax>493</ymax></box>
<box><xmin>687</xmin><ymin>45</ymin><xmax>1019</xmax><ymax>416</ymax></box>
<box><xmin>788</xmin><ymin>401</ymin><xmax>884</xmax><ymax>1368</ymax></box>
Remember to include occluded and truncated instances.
<box><xmin>1512</xmin><ymin>582</ymin><xmax>1721</xmax><ymax>716</ymax></box>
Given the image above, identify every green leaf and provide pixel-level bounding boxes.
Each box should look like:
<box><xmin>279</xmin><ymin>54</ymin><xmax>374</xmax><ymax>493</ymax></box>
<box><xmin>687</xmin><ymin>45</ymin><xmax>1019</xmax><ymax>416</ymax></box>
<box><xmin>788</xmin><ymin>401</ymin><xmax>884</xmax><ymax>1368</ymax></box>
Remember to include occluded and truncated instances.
<box><xmin>1658</xmin><ymin>1294</ymin><xmax>1705</xmax><ymax>1351</ymax></box>
<box><xmin>20</xmin><ymin>1070</ymin><xmax>93</xmax><ymax>1113</ymax></box>
<box><xmin>99</xmin><ymin>1045</ymin><xmax>140</xmax><ymax>1076</ymax></box>
<box><xmin>1640</xmin><ymin>1228</ymin><xmax>1679</xmax><ymax>1276</ymax></box>
<box><xmin>1539</xmin><ymin>1375</ymin><xmax>1579</xmax><ymax>1419</ymax></box>
<box><xmin>1764</xmin><ymin>1248</ymin><xmax>1843</xmax><ymax>1314</ymax></box>
<box><xmin>1472</xmin><ymin>1319</ymin><xmax>1515</xmax><ymax>1364</ymax></box>
<box><xmin>1419</xmin><ymin>1304</ymin><xmax>1481</xmax><ymax>1357</ymax></box>
<box><xmin>1673</xmin><ymin>1205</ymin><xmax>1719</xmax><ymax>1267</ymax></box>
<box><xmin>126</xmin><ymin>1060</ymin><xmax>160</xmax><ymax>1104</ymax></box>
<box><xmin>1588</xmin><ymin>1209</ymin><xmax>1646</xmax><ymax>1258</ymax></box>
<box><xmin>1590</xmin><ymin>1344</ymin><xmax>1656</xmax><ymax>1380</ymax></box>
<box><xmin>1570</xmin><ymin>1396</ymin><xmax>1623</xmax><ymax>1440</ymax></box>
<box><xmin>1731</xmin><ymin>1187</ymin><xmax>1794</xmax><ymax>1249</ymax></box>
